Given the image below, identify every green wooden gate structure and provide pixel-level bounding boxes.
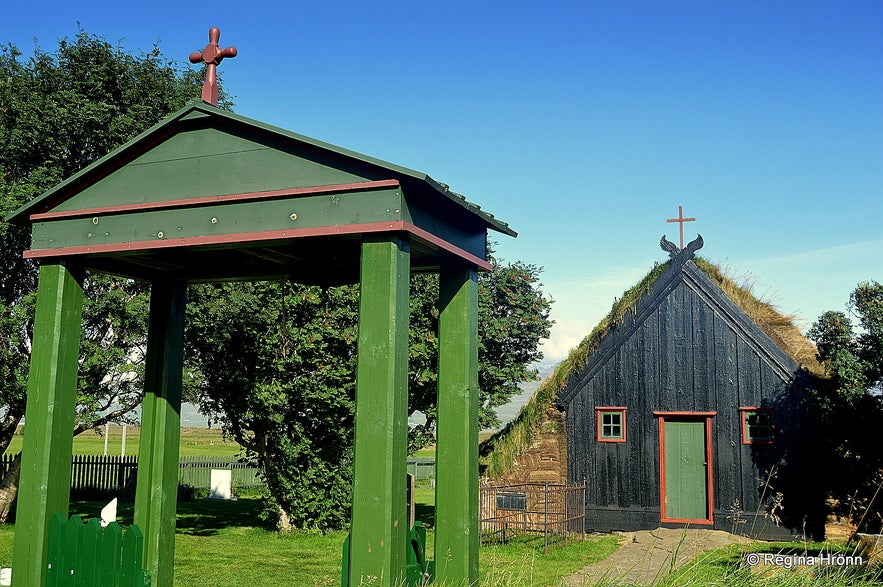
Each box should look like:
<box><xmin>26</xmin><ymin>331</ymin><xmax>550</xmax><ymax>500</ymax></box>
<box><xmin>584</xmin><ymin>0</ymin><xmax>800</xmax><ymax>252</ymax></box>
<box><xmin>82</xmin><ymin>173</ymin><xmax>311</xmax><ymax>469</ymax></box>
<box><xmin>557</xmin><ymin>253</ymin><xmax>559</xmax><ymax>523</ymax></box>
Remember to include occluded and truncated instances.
<box><xmin>46</xmin><ymin>514</ymin><xmax>150</xmax><ymax>586</ymax></box>
<box><xmin>7</xmin><ymin>97</ymin><xmax>513</xmax><ymax>585</ymax></box>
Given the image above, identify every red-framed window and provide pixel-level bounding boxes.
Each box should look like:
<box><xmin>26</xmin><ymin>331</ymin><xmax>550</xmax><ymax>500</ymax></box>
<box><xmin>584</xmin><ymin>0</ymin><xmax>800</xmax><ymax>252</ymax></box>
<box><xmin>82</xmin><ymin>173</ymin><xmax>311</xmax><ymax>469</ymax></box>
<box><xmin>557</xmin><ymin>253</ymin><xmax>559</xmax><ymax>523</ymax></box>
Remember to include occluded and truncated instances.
<box><xmin>596</xmin><ymin>407</ymin><xmax>627</xmax><ymax>442</ymax></box>
<box><xmin>739</xmin><ymin>407</ymin><xmax>774</xmax><ymax>444</ymax></box>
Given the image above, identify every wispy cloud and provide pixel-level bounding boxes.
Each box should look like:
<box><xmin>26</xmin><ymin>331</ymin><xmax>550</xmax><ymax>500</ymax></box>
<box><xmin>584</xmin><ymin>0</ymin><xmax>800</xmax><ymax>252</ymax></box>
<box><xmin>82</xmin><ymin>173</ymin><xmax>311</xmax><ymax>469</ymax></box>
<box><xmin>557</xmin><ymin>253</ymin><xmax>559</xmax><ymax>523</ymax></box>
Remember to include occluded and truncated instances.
<box><xmin>540</xmin><ymin>264</ymin><xmax>651</xmax><ymax>363</ymax></box>
<box><xmin>739</xmin><ymin>239</ymin><xmax>883</xmax><ymax>268</ymax></box>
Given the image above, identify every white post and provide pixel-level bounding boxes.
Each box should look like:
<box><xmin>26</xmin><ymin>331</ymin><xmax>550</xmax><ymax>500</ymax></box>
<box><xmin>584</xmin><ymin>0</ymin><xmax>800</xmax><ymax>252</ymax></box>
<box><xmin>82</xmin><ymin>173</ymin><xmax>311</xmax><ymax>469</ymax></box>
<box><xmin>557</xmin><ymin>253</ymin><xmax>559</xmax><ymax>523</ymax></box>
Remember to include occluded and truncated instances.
<box><xmin>121</xmin><ymin>424</ymin><xmax>127</xmax><ymax>457</ymax></box>
<box><xmin>104</xmin><ymin>422</ymin><xmax>109</xmax><ymax>456</ymax></box>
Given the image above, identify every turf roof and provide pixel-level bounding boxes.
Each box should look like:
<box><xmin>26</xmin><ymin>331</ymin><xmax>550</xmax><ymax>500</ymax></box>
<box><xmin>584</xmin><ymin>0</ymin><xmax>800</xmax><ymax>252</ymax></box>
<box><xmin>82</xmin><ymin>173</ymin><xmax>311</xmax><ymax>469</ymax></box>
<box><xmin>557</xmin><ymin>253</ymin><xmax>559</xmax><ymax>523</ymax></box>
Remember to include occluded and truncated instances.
<box><xmin>479</xmin><ymin>255</ymin><xmax>822</xmax><ymax>480</ymax></box>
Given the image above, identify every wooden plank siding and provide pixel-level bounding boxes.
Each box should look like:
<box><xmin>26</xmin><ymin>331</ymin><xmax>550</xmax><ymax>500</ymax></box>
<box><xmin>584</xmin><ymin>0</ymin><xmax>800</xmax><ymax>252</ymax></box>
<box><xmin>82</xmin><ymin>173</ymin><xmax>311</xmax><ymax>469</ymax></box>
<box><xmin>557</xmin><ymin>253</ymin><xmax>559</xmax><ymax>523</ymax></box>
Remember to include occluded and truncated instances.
<box><xmin>561</xmin><ymin>258</ymin><xmax>820</xmax><ymax>540</ymax></box>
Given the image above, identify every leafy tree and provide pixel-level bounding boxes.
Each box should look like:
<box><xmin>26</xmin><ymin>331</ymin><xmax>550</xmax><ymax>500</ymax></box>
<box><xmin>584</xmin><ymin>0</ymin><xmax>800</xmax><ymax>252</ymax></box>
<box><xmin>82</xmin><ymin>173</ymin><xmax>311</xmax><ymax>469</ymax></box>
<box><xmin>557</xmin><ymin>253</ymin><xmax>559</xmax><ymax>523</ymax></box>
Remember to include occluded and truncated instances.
<box><xmin>407</xmin><ymin>253</ymin><xmax>553</xmax><ymax>449</ymax></box>
<box><xmin>186</xmin><ymin>252</ymin><xmax>552</xmax><ymax>530</ymax></box>
<box><xmin>186</xmin><ymin>281</ymin><xmax>359</xmax><ymax>531</ymax></box>
<box><xmin>808</xmin><ymin>281</ymin><xmax>883</xmax><ymax>533</ymax></box>
<box><xmin>0</xmin><ymin>31</ymin><xmax>205</xmax><ymax>518</ymax></box>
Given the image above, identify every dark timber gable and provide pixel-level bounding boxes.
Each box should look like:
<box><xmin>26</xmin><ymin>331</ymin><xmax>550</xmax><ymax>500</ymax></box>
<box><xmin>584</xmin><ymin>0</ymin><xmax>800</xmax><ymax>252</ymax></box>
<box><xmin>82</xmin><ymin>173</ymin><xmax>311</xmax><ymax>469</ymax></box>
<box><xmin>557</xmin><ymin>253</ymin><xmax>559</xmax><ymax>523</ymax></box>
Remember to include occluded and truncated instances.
<box><xmin>558</xmin><ymin>240</ymin><xmax>821</xmax><ymax>540</ymax></box>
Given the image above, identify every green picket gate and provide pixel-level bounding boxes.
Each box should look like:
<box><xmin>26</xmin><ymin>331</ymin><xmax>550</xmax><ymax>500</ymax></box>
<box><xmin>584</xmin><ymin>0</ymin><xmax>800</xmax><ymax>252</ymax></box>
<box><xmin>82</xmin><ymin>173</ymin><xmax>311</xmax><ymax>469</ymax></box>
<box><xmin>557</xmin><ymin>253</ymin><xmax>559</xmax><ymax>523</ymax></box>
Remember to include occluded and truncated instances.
<box><xmin>46</xmin><ymin>513</ymin><xmax>151</xmax><ymax>586</ymax></box>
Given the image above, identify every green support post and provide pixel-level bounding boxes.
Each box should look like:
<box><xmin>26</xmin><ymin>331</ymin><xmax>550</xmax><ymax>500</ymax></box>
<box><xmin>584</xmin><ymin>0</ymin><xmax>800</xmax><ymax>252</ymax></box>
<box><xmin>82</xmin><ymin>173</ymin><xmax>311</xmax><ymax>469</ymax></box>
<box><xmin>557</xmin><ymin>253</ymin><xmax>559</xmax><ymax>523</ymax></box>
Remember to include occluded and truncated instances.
<box><xmin>134</xmin><ymin>280</ymin><xmax>186</xmax><ymax>586</ymax></box>
<box><xmin>348</xmin><ymin>236</ymin><xmax>410</xmax><ymax>586</ymax></box>
<box><xmin>434</xmin><ymin>265</ymin><xmax>479</xmax><ymax>585</ymax></box>
<box><xmin>12</xmin><ymin>263</ymin><xmax>85</xmax><ymax>587</ymax></box>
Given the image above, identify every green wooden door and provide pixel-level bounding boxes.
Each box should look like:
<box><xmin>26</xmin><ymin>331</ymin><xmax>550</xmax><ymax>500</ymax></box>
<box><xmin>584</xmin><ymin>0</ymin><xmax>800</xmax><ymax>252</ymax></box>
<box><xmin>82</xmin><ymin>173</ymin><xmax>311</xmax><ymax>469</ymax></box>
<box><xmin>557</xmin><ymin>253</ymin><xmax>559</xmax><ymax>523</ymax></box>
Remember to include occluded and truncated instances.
<box><xmin>663</xmin><ymin>420</ymin><xmax>709</xmax><ymax>521</ymax></box>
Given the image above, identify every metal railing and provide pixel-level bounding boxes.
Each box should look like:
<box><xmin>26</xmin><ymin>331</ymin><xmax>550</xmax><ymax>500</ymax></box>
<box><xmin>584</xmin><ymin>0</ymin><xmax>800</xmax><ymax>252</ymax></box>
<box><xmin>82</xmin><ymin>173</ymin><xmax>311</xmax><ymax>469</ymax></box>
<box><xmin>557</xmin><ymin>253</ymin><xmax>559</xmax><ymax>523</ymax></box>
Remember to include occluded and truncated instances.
<box><xmin>479</xmin><ymin>482</ymin><xmax>586</xmax><ymax>551</ymax></box>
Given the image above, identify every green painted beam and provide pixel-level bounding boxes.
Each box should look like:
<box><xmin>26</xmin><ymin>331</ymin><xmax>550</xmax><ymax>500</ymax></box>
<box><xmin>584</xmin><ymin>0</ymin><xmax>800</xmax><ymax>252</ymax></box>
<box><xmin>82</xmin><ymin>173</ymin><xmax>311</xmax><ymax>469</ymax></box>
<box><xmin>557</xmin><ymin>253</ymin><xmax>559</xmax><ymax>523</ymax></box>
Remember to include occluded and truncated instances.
<box><xmin>348</xmin><ymin>236</ymin><xmax>410</xmax><ymax>586</ymax></box>
<box><xmin>434</xmin><ymin>265</ymin><xmax>479</xmax><ymax>585</ymax></box>
<box><xmin>134</xmin><ymin>281</ymin><xmax>186</xmax><ymax>587</ymax></box>
<box><xmin>12</xmin><ymin>262</ymin><xmax>84</xmax><ymax>587</ymax></box>
<box><xmin>30</xmin><ymin>188</ymin><xmax>405</xmax><ymax>252</ymax></box>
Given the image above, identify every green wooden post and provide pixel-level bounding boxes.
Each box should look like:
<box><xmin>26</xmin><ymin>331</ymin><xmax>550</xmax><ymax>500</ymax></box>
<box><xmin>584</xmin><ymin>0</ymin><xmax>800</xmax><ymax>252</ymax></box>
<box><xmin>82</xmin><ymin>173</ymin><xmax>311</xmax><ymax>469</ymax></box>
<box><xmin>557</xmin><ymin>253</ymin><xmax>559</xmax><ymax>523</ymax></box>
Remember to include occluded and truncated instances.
<box><xmin>12</xmin><ymin>262</ymin><xmax>84</xmax><ymax>587</ymax></box>
<box><xmin>348</xmin><ymin>236</ymin><xmax>410</xmax><ymax>586</ymax></box>
<box><xmin>134</xmin><ymin>280</ymin><xmax>186</xmax><ymax>586</ymax></box>
<box><xmin>434</xmin><ymin>265</ymin><xmax>479</xmax><ymax>585</ymax></box>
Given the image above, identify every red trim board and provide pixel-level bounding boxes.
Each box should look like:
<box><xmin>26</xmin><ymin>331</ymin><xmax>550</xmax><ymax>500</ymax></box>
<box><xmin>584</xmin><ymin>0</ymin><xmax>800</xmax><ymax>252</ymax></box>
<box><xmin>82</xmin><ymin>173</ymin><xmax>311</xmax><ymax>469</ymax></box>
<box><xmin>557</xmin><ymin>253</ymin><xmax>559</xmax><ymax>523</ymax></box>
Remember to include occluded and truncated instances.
<box><xmin>23</xmin><ymin>220</ymin><xmax>493</xmax><ymax>272</ymax></box>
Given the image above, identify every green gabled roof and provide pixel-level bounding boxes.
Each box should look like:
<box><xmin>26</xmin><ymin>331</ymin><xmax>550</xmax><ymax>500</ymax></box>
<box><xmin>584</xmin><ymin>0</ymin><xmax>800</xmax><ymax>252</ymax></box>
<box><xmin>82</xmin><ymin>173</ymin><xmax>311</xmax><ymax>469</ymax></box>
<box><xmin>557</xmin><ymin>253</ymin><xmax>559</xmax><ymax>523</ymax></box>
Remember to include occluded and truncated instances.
<box><xmin>480</xmin><ymin>253</ymin><xmax>822</xmax><ymax>479</ymax></box>
<box><xmin>7</xmin><ymin>100</ymin><xmax>515</xmax><ymax>237</ymax></box>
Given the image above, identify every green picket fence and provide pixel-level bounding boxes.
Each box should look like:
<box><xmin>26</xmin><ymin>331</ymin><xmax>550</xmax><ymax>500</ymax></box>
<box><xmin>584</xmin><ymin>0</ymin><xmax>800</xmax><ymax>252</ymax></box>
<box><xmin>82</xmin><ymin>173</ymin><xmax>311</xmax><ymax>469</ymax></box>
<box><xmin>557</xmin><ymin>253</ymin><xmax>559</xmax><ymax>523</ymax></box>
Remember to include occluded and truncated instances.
<box><xmin>46</xmin><ymin>513</ymin><xmax>151</xmax><ymax>586</ymax></box>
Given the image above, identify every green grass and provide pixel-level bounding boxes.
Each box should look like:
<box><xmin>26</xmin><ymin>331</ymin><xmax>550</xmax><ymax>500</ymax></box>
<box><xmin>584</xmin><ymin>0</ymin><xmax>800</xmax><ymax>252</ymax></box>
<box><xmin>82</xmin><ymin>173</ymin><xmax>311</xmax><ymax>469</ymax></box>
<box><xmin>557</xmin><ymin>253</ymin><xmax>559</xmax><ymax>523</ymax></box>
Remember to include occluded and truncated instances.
<box><xmin>3</xmin><ymin>505</ymin><xmax>881</xmax><ymax>587</ymax></box>
<box><xmin>173</xmin><ymin>499</ymin><xmax>346</xmax><ymax>587</ymax></box>
<box><xmin>4</xmin><ymin>427</ymin><xmax>242</xmax><ymax>458</ymax></box>
<box><xmin>478</xmin><ymin>534</ymin><xmax>619</xmax><ymax>586</ymax></box>
<box><xmin>650</xmin><ymin>541</ymin><xmax>883</xmax><ymax>587</ymax></box>
<box><xmin>2</xmin><ymin>482</ymin><xmax>877</xmax><ymax>587</ymax></box>
<box><xmin>0</xmin><ymin>488</ymin><xmax>619</xmax><ymax>587</ymax></box>
<box><xmin>0</xmin><ymin>497</ymin><xmax>347</xmax><ymax>587</ymax></box>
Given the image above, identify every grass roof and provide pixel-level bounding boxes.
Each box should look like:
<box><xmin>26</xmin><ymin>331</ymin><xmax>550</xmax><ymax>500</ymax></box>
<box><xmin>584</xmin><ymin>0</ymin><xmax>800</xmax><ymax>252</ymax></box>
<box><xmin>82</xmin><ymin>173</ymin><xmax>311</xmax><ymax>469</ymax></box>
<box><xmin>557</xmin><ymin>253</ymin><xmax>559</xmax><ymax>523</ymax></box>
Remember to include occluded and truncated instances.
<box><xmin>479</xmin><ymin>256</ymin><xmax>822</xmax><ymax>480</ymax></box>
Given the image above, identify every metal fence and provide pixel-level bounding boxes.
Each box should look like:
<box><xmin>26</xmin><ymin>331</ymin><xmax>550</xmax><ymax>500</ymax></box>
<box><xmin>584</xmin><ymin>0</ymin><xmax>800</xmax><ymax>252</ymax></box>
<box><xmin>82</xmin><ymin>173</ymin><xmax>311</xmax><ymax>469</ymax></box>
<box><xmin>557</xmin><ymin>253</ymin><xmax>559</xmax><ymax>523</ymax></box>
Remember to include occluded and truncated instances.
<box><xmin>406</xmin><ymin>457</ymin><xmax>435</xmax><ymax>481</ymax></box>
<box><xmin>479</xmin><ymin>482</ymin><xmax>586</xmax><ymax>551</ymax></box>
<box><xmin>178</xmin><ymin>456</ymin><xmax>264</xmax><ymax>489</ymax></box>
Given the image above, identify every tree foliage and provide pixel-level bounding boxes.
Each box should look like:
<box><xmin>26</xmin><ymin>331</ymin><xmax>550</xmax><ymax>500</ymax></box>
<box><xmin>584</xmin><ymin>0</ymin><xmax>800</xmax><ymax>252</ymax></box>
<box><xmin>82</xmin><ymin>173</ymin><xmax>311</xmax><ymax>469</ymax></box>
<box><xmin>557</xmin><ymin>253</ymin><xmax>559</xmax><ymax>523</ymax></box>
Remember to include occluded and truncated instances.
<box><xmin>808</xmin><ymin>281</ymin><xmax>883</xmax><ymax>533</ymax></box>
<box><xmin>0</xmin><ymin>31</ymin><xmax>203</xmax><ymax>456</ymax></box>
<box><xmin>186</xmin><ymin>253</ymin><xmax>553</xmax><ymax>530</ymax></box>
<box><xmin>186</xmin><ymin>282</ymin><xmax>359</xmax><ymax>530</ymax></box>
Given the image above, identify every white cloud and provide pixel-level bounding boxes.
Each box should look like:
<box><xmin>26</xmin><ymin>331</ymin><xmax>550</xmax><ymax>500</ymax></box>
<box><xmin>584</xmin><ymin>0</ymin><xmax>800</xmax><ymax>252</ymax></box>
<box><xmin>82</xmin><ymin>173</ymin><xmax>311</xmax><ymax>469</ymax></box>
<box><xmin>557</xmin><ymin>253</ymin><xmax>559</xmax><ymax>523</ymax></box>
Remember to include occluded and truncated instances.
<box><xmin>540</xmin><ymin>264</ymin><xmax>651</xmax><ymax>363</ymax></box>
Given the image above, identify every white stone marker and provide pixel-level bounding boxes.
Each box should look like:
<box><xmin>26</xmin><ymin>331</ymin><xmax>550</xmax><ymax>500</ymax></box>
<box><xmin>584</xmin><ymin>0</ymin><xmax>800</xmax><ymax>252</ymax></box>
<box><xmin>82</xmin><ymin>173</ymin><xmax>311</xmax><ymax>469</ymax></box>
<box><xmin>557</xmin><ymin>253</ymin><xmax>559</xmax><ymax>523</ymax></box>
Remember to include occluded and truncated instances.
<box><xmin>209</xmin><ymin>469</ymin><xmax>233</xmax><ymax>500</ymax></box>
<box><xmin>100</xmin><ymin>497</ymin><xmax>118</xmax><ymax>527</ymax></box>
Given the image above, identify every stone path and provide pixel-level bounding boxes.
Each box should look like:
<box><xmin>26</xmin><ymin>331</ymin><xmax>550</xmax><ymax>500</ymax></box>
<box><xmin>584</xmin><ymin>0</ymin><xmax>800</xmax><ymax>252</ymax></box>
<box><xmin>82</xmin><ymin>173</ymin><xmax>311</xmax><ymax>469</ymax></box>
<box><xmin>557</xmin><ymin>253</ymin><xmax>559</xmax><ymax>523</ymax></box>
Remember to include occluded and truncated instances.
<box><xmin>564</xmin><ymin>527</ymin><xmax>751</xmax><ymax>586</ymax></box>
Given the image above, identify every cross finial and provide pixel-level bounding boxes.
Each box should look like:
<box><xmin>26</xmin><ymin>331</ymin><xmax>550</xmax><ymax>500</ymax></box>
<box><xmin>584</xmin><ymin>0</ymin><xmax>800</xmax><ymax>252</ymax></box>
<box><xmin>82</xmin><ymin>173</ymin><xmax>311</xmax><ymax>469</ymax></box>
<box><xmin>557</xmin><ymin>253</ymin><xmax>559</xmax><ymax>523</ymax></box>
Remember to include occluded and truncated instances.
<box><xmin>666</xmin><ymin>205</ymin><xmax>696</xmax><ymax>249</ymax></box>
<box><xmin>189</xmin><ymin>27</ymin><xmax>237</xmax><ymax>106</ymax></box>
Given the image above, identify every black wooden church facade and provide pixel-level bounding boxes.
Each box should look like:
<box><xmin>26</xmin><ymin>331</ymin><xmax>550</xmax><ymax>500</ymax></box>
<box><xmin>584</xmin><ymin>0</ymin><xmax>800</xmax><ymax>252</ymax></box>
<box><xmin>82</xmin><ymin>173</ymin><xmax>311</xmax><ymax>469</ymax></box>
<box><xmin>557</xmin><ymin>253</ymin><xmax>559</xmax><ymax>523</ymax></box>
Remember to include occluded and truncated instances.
<box><xmin>557</xmin><ymin>237</ymin><xmax>822</xmax><ymax>540</ymax></box>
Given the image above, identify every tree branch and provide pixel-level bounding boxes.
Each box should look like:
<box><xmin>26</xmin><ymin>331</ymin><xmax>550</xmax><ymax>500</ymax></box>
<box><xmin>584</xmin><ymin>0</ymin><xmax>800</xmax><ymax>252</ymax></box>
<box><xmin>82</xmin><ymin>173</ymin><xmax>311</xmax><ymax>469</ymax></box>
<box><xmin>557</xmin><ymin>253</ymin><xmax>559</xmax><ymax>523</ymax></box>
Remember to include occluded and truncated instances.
<box><xmin>73</xmin><ymin>396</ymin><xmax>142</xmax><ymax>437</ymax></box>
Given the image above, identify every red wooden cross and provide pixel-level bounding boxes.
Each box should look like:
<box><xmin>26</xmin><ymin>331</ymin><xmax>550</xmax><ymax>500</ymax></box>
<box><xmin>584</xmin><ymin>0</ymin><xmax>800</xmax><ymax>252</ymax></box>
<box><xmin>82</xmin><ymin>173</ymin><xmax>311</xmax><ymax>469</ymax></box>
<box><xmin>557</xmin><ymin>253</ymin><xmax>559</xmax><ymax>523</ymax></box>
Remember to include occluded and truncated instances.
<box><xmin>189</xmin><ymin>27</ymin><xmax>238</xmax><ymax>106</ymax></box>
<box><xmin>666</xmin><ymin>205</ymin><xmax>696</xmax><ymax>249</ymax></box>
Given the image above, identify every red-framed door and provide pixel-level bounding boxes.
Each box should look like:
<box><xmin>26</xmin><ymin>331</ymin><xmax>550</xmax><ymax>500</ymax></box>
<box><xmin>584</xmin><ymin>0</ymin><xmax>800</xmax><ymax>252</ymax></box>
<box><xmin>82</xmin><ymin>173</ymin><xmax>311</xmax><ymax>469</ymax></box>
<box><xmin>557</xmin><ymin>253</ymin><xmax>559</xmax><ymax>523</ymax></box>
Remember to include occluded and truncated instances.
<box><xmin>654</xmin><ymin>412</ymin><xmax>715</xmax><ymax>525</ymax></box>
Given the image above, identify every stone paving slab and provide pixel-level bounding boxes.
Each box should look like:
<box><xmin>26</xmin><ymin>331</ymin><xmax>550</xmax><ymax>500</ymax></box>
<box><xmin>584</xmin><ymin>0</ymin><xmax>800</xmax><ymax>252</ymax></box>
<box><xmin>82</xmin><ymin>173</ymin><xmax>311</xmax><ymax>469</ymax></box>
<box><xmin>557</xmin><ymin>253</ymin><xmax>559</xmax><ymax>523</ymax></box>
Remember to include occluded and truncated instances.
<box><xmin>564</xmin><ymin>527</ymin><xmax>751</xmax><ymax>586</ymax></box>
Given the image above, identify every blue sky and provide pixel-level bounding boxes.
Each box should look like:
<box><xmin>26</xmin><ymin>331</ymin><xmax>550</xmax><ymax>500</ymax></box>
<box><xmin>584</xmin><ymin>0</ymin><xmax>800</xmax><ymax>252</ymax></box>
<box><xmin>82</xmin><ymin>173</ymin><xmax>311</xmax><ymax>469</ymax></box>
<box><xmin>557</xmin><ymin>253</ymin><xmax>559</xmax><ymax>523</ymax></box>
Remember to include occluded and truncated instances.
<box><xmin>6</xmin><ymin>1</ymin><xmax>882</xmax><ymax>363</ymax></box>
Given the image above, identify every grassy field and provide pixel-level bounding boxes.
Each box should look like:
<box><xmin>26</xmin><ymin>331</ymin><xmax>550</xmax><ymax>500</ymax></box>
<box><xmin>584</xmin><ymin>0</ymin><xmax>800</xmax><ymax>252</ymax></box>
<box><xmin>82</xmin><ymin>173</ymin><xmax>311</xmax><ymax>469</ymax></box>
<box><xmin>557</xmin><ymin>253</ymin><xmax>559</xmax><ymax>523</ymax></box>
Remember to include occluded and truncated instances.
<box><xmin>654</xmin><ymin>541</ymin><xmax>883</xmax><ymax>587</ymax></box>
<box><xmin>3</xmin><ymin>431</ymin><xmax>879</xmax><ymax>586</ymax></box>
<box><xmin>0</xmin><ymin>493</ymin><xmax>618</xmax><ymax>587</ymax></box>
<box><xmin>2</xmin><ymin>427</ymin><xmax>500</xmax><ymax>458</ymax></box>
<box><xmin>3</xmin><ymin>499</ymin><xmax>879</xmax><ymax>587</ymax></box>
<box><xmin>4</xmin><ymin>426</ymin><xmax>242</xmax><ymax>458</ymax></box>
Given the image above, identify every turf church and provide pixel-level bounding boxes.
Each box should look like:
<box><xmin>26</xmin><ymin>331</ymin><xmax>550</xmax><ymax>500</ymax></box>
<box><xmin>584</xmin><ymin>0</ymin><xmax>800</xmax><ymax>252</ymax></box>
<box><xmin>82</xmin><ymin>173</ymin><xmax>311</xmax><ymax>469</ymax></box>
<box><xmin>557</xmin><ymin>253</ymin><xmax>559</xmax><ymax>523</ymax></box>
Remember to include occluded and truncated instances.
<box><xmin>485</xmin><ymin>234</ymin><xmax>823</xmax><ymax>541</ymax></box>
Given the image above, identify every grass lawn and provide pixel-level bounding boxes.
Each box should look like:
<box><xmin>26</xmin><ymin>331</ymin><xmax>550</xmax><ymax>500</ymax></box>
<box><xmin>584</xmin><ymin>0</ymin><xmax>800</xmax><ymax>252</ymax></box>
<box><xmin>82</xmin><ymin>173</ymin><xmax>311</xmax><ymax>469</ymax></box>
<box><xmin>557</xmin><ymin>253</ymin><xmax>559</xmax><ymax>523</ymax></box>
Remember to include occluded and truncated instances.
<box><xmin>4</xmin><ymin>495</ymin><xmax>880</xmax><ymax>586</ymax></box>
<box><xmin>479</xmin><ymin>534</ymin><xmax>618</xmax><ymax>586</ymax></box>
<box><xmin>0</xmin><ymin>488</ymin><xmax>618</xmax><ymax>587</ymax></box>
<box><xmin>655</xmin><ymin>541</ymin><xmax>883</xmax><ymax>587</ymax></box>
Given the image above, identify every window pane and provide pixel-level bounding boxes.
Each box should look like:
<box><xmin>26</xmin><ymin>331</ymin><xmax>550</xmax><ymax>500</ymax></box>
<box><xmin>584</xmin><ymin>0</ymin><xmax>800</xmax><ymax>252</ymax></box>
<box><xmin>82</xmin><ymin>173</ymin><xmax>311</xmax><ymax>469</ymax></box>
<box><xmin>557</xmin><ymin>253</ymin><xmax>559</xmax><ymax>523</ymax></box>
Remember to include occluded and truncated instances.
<box><xmin>745</xmin><ymin>410</ymin><xmax>772</xmax><ymax>441</ymax></box>
<box><xmin>599</xmin><ymin>411</ymin><xmax>623</xmax><ymax>439</ymax></box>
